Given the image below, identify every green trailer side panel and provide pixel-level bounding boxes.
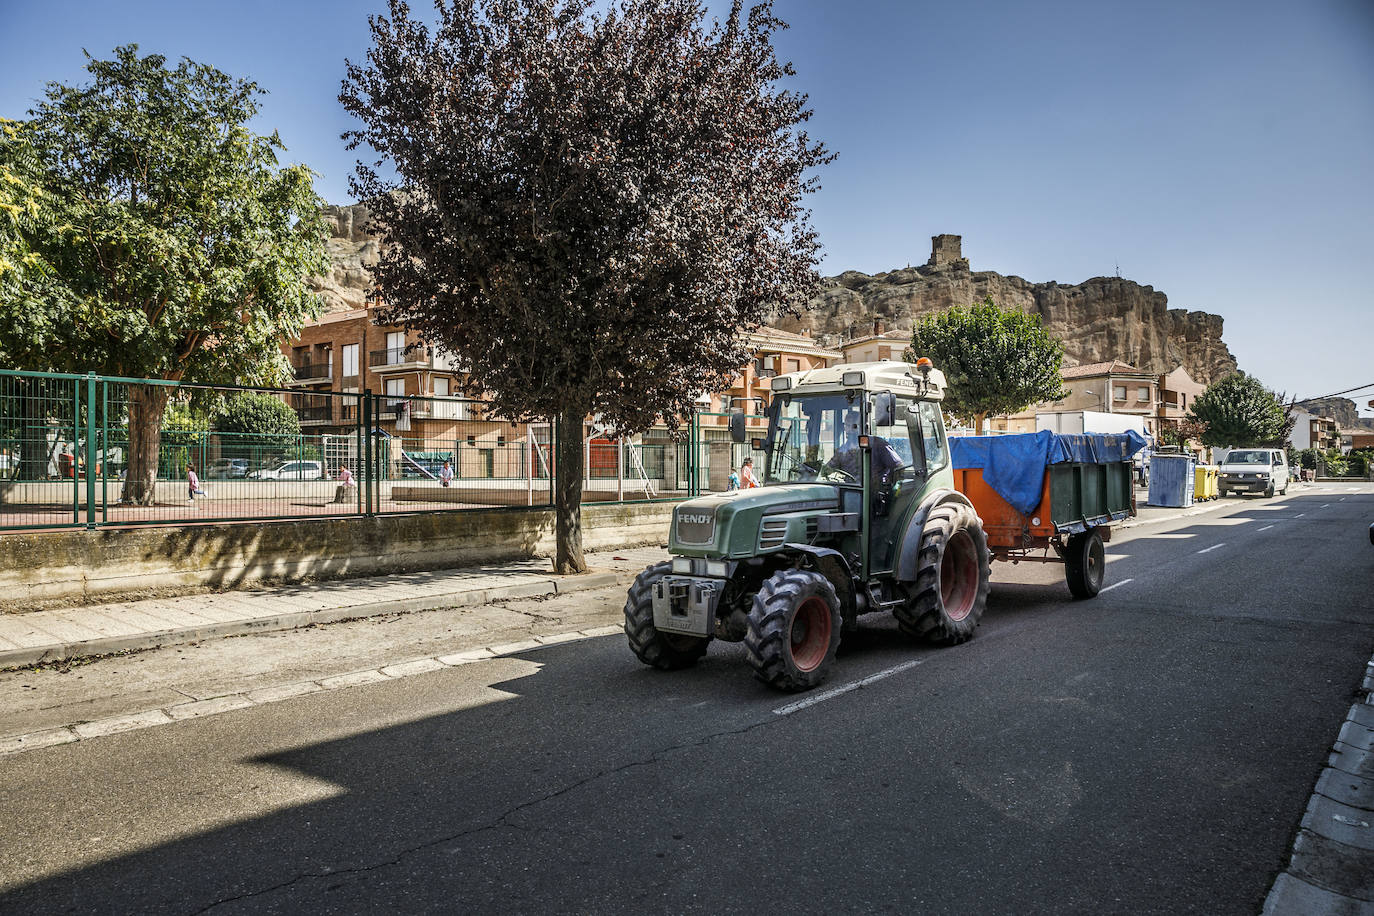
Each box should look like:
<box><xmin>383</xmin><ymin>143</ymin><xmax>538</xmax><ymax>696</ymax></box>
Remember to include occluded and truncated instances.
<box><xmin>1049</xmin><ymin>461</ymin><xmax>1134</xmax><ymax>528</ymax></box>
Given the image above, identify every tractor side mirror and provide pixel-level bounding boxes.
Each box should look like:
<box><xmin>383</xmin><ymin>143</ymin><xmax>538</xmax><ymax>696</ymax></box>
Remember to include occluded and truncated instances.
<box><xmin>729</xmin><ymin>412</ymin><xmax>747</xmax><ymax>443</ymax></box>
<box><xmin>751</xmin><ymin>437</ymin><xmax>766</xmax><ymax>451</ymax></box>
<box><xmin>873</xmin><ymin>391</ymin><xmax>895</xmax><ymax>428</ymax></box>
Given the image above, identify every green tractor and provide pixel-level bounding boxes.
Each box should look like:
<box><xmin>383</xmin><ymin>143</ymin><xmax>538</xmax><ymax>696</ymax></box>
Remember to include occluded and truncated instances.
<box><xmin>625</xmin><ymin>360</ymin><xmax>992</xmax><ymax>691</ymax></box>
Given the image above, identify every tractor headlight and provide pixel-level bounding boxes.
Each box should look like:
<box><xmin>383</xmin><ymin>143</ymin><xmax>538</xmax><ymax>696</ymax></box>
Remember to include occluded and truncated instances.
<box><xmin>842</xmin><ymin>370</ymin><xmax>865</xmax><ymax>387</ymax></box>
<box><xmin>671</xmin><ymin>557</ymin><xmax>692</xmax><ymax>574</ymax></box>
<box><xmin>704</xmin><ymin>560</ymin><xmax>729</xmax><ymax>578</ymax></box>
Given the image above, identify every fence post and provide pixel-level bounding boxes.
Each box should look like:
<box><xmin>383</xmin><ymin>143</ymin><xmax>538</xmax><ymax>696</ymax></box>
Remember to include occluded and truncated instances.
<box><xmin>84</xmin><ymin>373</ymin><xmax>96</xmax><ymax>529</ymax></box>
<box><xmin>71</xmin><ymin>379</ymin><xmax>80</xmax><ymax>524</ymax></box>
<box><xmin>362</xmin><ymin>390</ymin><xmax>374</xmax><ymax>515</ymax></box>
<box><xmin>689</xmin><ymin>411</ymin><xmax>699</xmax><ymax>498</ymax></box>
<box><xmin>617</xmin><ymin>436</ymin><xmax>625</xmax><ymax>502</ymax></box>
<box><xmin>100</xmin><ymin>380</ymin><xmax>108</xmax><ymax>521</ymax></box>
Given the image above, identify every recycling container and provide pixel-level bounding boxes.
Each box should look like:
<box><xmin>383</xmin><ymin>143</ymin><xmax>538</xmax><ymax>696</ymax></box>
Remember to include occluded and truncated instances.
<box><xmin>1148</xmin><ymin>454</ymin><xmax>1196</xmax><ymax>508</ymax></box>
<box><xmin>1193</xmin><ymin>465</ymin><xmax>1218</xmax><ymax>502</ymax></box>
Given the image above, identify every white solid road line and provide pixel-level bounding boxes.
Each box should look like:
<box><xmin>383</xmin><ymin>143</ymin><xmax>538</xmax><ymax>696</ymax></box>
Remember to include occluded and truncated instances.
<box><xmin>1259</xmin><ymin>525</ymin><xmax>1275</xmax><ymax>532</ymax></box>
<box><xmin>1098</xmin><ymin>578</ymin><xmax>1134</xmax><ymax>595</ymax></box>
<box><xmin>1294</xmin><ymin>513</ymin><xmax>1305</xmax><ymax>518</ymax></box>
<box><xmin>773</xmin><ymin>659</ymin><xmax>926</xmax><ymax>716</ymax></box>
<box><xmin>1196</xmin><ymin>543</ymin><xmax>1225</xmax><ymax>554</ymax></box>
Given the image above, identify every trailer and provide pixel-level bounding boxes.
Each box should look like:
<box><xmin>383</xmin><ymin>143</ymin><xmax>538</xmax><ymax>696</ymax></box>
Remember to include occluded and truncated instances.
<box><xmin>949</xmin><ymin>430</ymin><xmax>1146</xmax><ymax>598</ymax></box>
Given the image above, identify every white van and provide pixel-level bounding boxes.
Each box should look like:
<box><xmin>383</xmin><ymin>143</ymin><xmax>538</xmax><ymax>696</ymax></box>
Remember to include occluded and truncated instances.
<box><xmin>1217</xmin><ymin>448</ymin><xmax>1289</xmax><ymax>498</ymax></box>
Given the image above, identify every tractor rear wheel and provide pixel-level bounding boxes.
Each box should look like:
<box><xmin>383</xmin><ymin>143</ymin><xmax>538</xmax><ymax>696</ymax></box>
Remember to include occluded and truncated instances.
<box><xmin>1064</xmin><ymin>528</ymin><xmax>1105</xmax><ymax>599</ymax></box>
<box><xmin>745</xmin><ymin>569</ymin><xmax>842</xmax><ymax>691</ymax></box>
<box><xmin>895</xmin><ymin>502</ymin><xmax>991</xmax><ymax>645</ymax></box>
<box><xmin>624</xmin><ymin>562</ymin><xmax>710</xmax><ymax>670</ymax></box>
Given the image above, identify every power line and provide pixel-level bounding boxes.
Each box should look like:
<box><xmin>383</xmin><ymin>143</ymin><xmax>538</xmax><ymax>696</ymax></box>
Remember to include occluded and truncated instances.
<box><xmin>1297</xmin><ymin>382</ymin><xmax>1374</xmax><ymax>403</ymax></box>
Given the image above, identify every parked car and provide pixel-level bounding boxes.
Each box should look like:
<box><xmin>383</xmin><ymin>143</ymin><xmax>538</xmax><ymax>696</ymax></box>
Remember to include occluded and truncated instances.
<box><xmin>248</xmin><ymin>460</ymin><xmax>325</xmax><ymax>481</ymax></box>
<box><xmin>205</xmin><ymin>458</ymin><xmax>250</xmax><ymax>479</ymax></box>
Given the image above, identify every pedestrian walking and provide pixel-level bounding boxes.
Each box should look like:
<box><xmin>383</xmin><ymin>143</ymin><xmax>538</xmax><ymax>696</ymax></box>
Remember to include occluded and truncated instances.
<box><xmin>740</xmin><ymin>457</ymin><xmax>759</xmax><ymax>488</ymax></box>
<box><xmin>187</xmin><ymin>463</ymin><xmax>207</xmax><ymax>502</ymax></box>
<box><xmin>439</xmin><ymin>460</ymin><xmax>454</xmax><ymax>488</ymax></box>
<box><xmin>727</xmin><ymin>467</ymin><xmax>740</xmax><ymax>491</ymax></box>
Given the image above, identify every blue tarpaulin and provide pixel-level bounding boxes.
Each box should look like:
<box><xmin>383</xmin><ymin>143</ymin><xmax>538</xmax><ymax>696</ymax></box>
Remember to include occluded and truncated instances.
<box><xmin>949</xmin><ymin>430</ymin><xmax>1148</xmax><ymax>516</ymax></box>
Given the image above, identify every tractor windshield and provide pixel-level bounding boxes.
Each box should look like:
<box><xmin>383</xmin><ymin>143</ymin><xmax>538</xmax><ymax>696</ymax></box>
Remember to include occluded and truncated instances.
<box><xmin>763</xmin><ymin>392</ymin><xmax>862</xmax><ymax>484</ymax></box>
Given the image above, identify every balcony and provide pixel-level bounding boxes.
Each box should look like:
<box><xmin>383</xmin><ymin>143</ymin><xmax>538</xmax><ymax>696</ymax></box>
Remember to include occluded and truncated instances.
<box><xmin>297</xmin><ymin>406</ymin><xmax>334</xmax><ymax>425</ymax></box>
<box><xmin>369</xmin><ymin>347</ymin><xmax>432</xmax><ymax>373</ymax></box>
<box><xmin>291</xmin><ymin>362</ymin><xmax>334</xmax><ymax>385</ymax></box>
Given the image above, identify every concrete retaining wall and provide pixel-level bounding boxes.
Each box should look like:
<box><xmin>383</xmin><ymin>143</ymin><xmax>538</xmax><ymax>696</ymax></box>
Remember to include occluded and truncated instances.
<box><xmin>0</xmin><ymin>502</ymin><xmax>675</xmax><ymax>610</ymax></box>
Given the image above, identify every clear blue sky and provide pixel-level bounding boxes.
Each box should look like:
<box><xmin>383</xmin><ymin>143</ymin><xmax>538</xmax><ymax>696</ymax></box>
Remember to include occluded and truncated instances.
<box><xmin>2</xmin><ymin>0</ymin><xmax>1371</xmax><ymax>415</ymax></box>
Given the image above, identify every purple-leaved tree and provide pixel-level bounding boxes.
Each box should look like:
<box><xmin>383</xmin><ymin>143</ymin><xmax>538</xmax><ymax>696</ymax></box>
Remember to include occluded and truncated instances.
<box><xmin>341</xmin><ymin>0</ymin><xmax>831</xmax><ymax>573</ymax></box>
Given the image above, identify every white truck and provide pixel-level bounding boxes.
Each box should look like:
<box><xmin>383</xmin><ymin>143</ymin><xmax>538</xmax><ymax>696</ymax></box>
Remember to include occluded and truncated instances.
<box><xmin>1037</xmin><ymin>411</ymin><xmax>1152</xmax><ymax>483</ymax></box>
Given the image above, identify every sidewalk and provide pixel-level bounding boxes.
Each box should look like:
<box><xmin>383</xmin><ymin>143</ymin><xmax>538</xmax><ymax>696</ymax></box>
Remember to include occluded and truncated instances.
<box><xmin>0</xmin><ymin>548</ymin><xmax>668</xmax><ymax>670</ymax></box>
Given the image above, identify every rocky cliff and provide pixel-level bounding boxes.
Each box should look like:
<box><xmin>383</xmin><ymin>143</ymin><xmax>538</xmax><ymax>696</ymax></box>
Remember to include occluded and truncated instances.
<box><xmin>311</xmin><ymin>217</ymin><xmax>1239</xmax><ymax>387</ymax></box>
<box><xmin>779</xmin><ymin>259</ymin><xmax>1237</xmax><ymax>385</ymax></box>
<box><xmin>313</xmin><ymin>203</ymin><xmax>379</xmax><ymax>313</ymax></box>
<box><xmin>1297</xmin><ymin>397</ymin><xmax>1374</xmax><ymax>432</ymax></box>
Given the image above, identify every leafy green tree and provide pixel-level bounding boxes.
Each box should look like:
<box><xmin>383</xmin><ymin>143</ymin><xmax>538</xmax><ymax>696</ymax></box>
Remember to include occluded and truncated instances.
<box><xmin>342</xmin><ymin>0</ymin><xmax>833</xmax><ymax>573</ymax></box>
<box><xmin>0</xmin><ymin>46</ymin><xmax>328</xmax><ymax>504</ymax></box>
<box><xmin>0</xmin><ymin>119</ymin><xmax>54</xmax><ymax>324</ymax></box>
<box><xmin>214</xmin><ymin>392</ymin><xmax>301</xmax><ymax>453</ymax></box>
<box><xmin>908</xmin><ymin>297</ymin><xmax>1069</xmax><ymax>433</ymax></box>
<box><xmin>1186</xmin><ymin>372</ymin><xmax>1293</xmax><ymax>448</ymax></box>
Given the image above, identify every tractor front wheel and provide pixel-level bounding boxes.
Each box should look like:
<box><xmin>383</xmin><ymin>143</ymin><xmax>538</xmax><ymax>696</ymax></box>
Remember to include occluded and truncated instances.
<box><xmin>624</xmin><ymin>562</ymin><xmax>710</xmax><ymax>670</ymax></box>
<box><xmin>895</xmin><ymin>502</ymin><xmax>991</xmax><ymax>645</ymax></box>
<box><xmin>745</xmin><ymin>569</ymin><xmax>842</xmax><ymax>692</ymax></box>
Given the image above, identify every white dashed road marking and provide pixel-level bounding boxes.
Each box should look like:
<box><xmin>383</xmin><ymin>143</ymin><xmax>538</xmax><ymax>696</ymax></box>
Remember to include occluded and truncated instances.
<box><xmin>773</xmin><ymin>659</ymin><xmax>926</xmax><ymax>716</ymax></box>
<box><xmin>1098</xmin><ymin>578</ymin><xmax>1133</xmax><ymax>595</ymax></box>
<box><xmin>1258</xmin><ymin>525</ymin><xmax>1274</xmax><ymax>532</ymax></box>
<box><xmin>1196</xmin><ymin>543</ymin><xmax>1225</xmax><ymax>554</ymax></box>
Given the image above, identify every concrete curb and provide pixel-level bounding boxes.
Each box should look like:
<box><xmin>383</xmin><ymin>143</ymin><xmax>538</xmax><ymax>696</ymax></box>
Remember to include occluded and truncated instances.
<box><xmin>0</xmin><ymin>570</ymin><xmax>624</xmax><ymax>671</ymax></box>
<box><xmin>1262</xmin><ymin>658</ymin><xmax>1374</xmax><ymax>915</ymax></box>
<box><xmin>0</xmin><ymin>623</ymin><xmax>628</xmax><ymax>757</ymax></box>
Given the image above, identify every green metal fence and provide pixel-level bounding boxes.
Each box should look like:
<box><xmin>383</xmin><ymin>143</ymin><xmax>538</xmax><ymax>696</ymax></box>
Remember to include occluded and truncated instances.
<box><xmin>0</xmin><ymin>369</ymin><xmax>751</xmax><ymax>532</ymax></box>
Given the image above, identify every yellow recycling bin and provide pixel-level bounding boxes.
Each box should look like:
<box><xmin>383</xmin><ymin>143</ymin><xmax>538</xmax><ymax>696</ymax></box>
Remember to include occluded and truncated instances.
<box><xmin>1194</xmin><ymin>465</ymin><xmax>1218</xmax><ymax>501</ymax></box>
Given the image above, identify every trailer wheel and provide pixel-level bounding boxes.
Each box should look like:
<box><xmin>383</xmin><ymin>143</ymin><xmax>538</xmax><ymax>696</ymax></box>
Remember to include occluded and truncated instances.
<box><xmin>745</xmin><ymin>569</ymin><xmax>842</xmax><ymax>691</ymax></box>
<box><xmin>1064</xmin><ymin>529</ymin><xmax>1105</xmax><ymax>599</ymax></box>
<box><xmin>895</xmin><ymin>502</ymin><xmax>991</xmax><ymax>645</ymax></box>
<box><xmin>624</xmin><ymin>562</ymin><xmax>710</xmax><ymax>670</ymax></box>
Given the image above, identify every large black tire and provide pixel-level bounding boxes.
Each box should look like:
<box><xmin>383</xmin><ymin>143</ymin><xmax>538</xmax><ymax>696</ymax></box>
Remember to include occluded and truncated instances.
<box><xmin>744</xmin><ymin>569</ymin><xmax>842</xmax><ymax>692</ymax></box>
<box><xmin>1264</xmin><ymin>483</ymin><xmax>1275</xmax><ymax>498</ymax></box>
<box><xmin>624</xmin><ymin>562</ymin><xmax>710</xmax><ymax>670</ymax></box>
<box><xmin>894</xmin><ymin>502</ymin><xmax>991</xmax><ymax>645</ymax></box>
<box><xmin>1064</xmin><ymin>528</ymin><xmax>1105</xmax><ymax>599</ymax></box>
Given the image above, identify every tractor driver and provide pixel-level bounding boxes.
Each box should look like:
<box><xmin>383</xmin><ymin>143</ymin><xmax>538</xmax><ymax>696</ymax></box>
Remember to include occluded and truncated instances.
<box><xmin>826</xmin><ymin>412</ymin><xmax>906</xmax><ymax>514</ymax></box>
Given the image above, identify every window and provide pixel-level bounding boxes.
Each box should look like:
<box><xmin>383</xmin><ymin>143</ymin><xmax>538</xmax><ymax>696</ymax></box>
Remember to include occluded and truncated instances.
<box><xmin>878</xmin><ymin>347</ymin><xmax>891</xmax><ymax>360</ymax></box>
<box><xmin>385</xmin><ymin>378</ymin><xmax>404</xmax><ymax>398</ymax></box>
<box><xmin>386</xmin><ymin>331</ymin><xmax>405</xmax><ymax>364</ymax></box>
<box><xmin>433</xmin><ymin>377</ymin><xmax>449</xmax><ymax>397</ymax></box>
<box><xmin>1137</xmin><ymin>386</ymin><xmax>1150</xmax><ymax>402</ymax></box>
<box><xmin>918</xmin><ymin>401</ymin><xmax>948</xmax><ymax>473</ymax></box>
<box><xmin>786</xmin><ymin>358</ymin><xmax>800</xmax><ymax>373</ymax></box>
<box><xmin>341</xmin><ymin>344</ymin><xmax>359</xmax><ymax>379</ymax></box>
<box><xmin>1114</xmin><ymin>385</ymin><xmax>1127</xmax><ymax>401</ymax></box>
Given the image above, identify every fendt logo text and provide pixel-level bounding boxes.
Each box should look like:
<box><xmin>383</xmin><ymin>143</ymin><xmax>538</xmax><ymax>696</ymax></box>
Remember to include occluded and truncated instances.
<box><xmin>679</xmin><ymin>514</ymin><xmax>712</xmax><ymax>525</ymax></box>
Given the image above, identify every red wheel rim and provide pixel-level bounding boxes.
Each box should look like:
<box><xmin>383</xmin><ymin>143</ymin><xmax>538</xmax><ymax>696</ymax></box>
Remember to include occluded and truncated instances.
<box><xmin>790</xmin><ymin>596</ymin><xmax>832</xmax><ymax>672</ymax></box>
<box><xmin>940</xmin><ymin>530</ymin><xmax>979</xmax><ymax>621</ymax></box>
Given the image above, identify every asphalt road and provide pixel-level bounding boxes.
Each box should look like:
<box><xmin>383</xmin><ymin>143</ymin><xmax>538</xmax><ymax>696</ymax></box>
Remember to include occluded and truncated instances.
<box><xmin>0</xmin><ymin>485</ymin><xmax>1370</xmax><ymax>915</ymax></box>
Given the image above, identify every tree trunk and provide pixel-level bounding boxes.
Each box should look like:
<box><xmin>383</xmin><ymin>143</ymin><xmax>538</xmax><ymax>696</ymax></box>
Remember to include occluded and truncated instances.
<box><xmin>554</xmin><ymin>406</ymin><xmax>588</xmax><ymax>575</ymax></box>
<box><xmin>975</xmin><ymin>412</ymin><xmax>988</xmax><ymax>435</ymax></box>
<box><xmin>121</xmin><ymin>384</ymin><xmax>172</xmax><ymax>506</ymax></box>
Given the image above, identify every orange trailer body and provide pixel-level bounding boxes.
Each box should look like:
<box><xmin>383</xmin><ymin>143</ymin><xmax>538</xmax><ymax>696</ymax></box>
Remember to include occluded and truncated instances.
<box><xmin>952</xmin><ymin>466</ymin><xmax>1056</xmax><ymax>551</ymax></box>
